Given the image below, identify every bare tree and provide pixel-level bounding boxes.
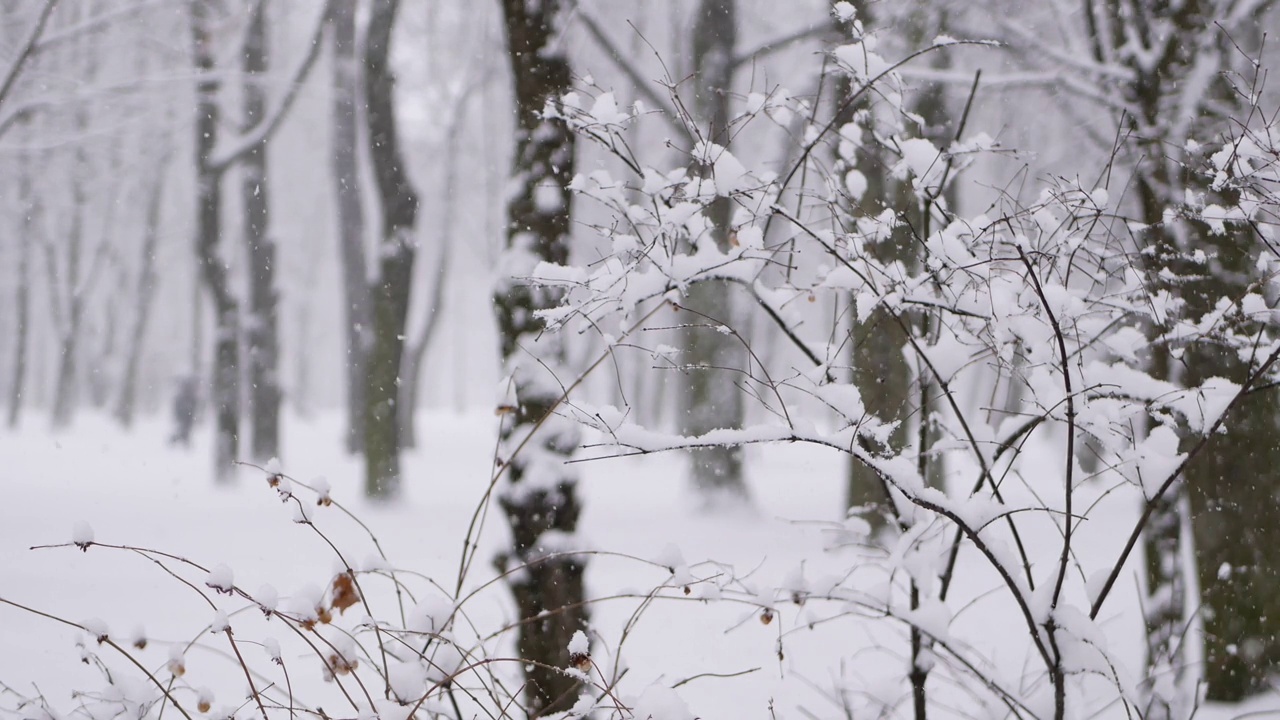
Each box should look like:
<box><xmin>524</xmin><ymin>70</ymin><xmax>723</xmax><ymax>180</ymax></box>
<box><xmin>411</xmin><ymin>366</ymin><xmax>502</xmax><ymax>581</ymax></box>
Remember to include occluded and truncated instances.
<box><xmin>495</xmin><ymin>0</ymin><xmax>587</xmax><ymax>713</ymax></box>
<box><xmin>7</xmin><ymin>143</ymin><xmax>35</xmax><ymax>429</ymax></box>
<box><xmin>187</xmin><ymin>0</ymin><xmax>327</xmax><ymax>478</ymax></box>
<box><xmin>833</xmin><ymin>0</ymin><xmax>954</xmax><ymax>526</ymax></box>
<box><xmin>46</xmin><ymin>19</ymin><xmax>103</xmax><ymax>430</ymax></box>
<box><xmin>328</xmin><ymin>0</ymin><xmax>369</xmax><ymax>454</ymax></box>
<box><xmin>678</xmin><ymin>0</ymin><xmax>750</xmax><ymax>504</ymax></box>
<box><xmin>361</xmin><ymin>0</ymin><xmax>419</xmax><ymax>497</ymax></box>
<box><xmin>115</xmin><ymin>146</ymin><xmax>169</xmax><ymax>428</ymax></box>
<box><xmin>189</xmin><ymin>0</ymin><xmax>241</xmax><ymax>478</ymax></box>
<box><xmin>241</xmin><ymin>0</ymin><xmax>282</xmax><ymax>462</ymax></box>
<box><xmin>400</xmin><ymin>66</ymin><xmax>490</xmax><ymax>448</ymax></box>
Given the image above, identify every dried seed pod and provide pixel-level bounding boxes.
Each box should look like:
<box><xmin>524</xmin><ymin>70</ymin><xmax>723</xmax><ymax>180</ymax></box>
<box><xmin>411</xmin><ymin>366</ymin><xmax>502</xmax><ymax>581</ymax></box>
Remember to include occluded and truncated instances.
<box><xmin>569</xmin><ymin>651</ymin><xmax>592</xmax><ymax>673</ymax></box>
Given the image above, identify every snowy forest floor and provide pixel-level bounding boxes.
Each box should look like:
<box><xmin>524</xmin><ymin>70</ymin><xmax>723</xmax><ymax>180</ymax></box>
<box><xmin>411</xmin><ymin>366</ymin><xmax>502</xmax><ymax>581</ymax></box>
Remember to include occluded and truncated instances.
<box><xmin>2</xmin><ymin>410</ymin><xmax>1278</xmax><ymax>719</ymax></box>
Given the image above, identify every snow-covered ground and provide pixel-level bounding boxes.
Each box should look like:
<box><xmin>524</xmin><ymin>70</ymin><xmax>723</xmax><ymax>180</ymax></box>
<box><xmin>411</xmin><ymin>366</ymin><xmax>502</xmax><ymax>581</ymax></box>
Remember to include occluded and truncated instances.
<box><xmin>2</xmin><ymin>411</ymin><xmax>1277</xmax><ymax>719</ymax></box>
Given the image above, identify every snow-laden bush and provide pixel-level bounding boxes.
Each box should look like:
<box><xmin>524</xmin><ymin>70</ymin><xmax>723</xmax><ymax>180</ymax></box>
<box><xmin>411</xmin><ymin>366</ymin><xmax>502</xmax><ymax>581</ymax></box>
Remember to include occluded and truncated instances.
<box><xmin>1</xmin><ymin>468</ymin><xmax>713</xmax><ymax>720</ymax></box>
<box><xmin>524</xmin><ymin>14</ymin><xmax>1280</xmax><ymax>720</ymax></box>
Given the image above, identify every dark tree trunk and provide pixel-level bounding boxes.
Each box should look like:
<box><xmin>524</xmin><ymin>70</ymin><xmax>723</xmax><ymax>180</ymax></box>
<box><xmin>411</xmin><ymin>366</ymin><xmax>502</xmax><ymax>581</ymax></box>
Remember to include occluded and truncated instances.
<box><xmin>496</xmin><ymin>0</ymin><xmax>587</xmax><ymax>714</ymax></box>
<box><xmin>190</xmin><ymin>0</ymin><xmax>240</xmax><ymax>480</ymax></box>
<box><xmin>836</xmin><ymin>1</ymin><xmax>950</xmax><ymax>525</ymax></box>
<box><xmin>842</xmin><ymin>123</ymin><xmax>911</xmax><ymax>529</ymax></box>
<box><xmin>827</xmin><ymin>11</ymin><xmax>950</xmax><ymax>715</ymax></box>
<box><xmin>1096</xmin><ymin>2</ymin><xmax>1197</xmax><ymax>710</ymax></box>
<box><xmin>1186</xmin><ymin>365</ymin><xmax>1280</xmax><ymax>701</ymax></box>
<box><xmin>679</xmin><ymin>0</ymin><xmax>748</xmax><ymax>503</ymax></box>
<box><xmin>1172</xmin><ymin>155</ymin><xmax>1280</xmax><ymax>702</ymax></box>
<box><xmin>241</xmin><ymin>0</ymin><xmax>282</xmax><ymax>462</ymax></box>
<box><xmin>362</xmin><ymin>0</ymin><xmax>419</xmax><ymax>498</ymax></box>
<box><xmin>1083</xmin><ymin>0</ymin><xmax>1280</xmax><ymax>703</ymax></box>
<box><xmin>329</xmin><ymin>0</ymin><xmax>370</xmax><ymax>454</ymax></box>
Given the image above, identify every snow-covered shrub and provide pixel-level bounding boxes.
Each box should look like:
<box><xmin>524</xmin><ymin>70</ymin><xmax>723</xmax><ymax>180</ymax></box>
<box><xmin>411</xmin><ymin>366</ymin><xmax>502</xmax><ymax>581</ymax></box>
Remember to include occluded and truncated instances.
<box><xmin>525</xmin><ymin>16</ymin><xmax>1280</xmax><ymax>720</ymax></box>
<box><xmin>0</xmin><ymin>469</ymin><xmax>701</xmax><ymax>720</ymax></box>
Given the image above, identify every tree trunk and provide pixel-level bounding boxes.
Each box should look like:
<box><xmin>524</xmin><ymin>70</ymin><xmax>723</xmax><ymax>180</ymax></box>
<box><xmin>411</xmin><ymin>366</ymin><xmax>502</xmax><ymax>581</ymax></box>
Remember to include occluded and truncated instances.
<box><xmin>1088</xmin><ymin>0</ymin><xmax>1280</xmax><ymax>703</ymax></box>
<box><xmin>116</xmin><ymin>148</ymin><xmax>169</xmax><ymax>428</ymax></box>
<box><xmin>1176</xmin><ymin>198</ymin><xmax>1280</xmax><ymax>701</ymax></box>
<box><xmin>400</xmin><ymin>99</ymin><xmax>465</xmax><ymax>449</ymax></box>
<box><xmin>84</xmin><ymin>119</ymin><xmax>127</xmax><ymax>414</ymax></box>
<box><xmin>329</xmin><ymin>0</ymin><xmax>369</xmax><ymax>454</ymax></box>
<box><xmin>241</xmin><ymin>0</ymin><xmax>282</xmax><ymax>463</ymax></box>
<box><xmin>679</xmin><ymin>0</ymin><xmax>748</xmax><ymax>503</ymax></box>
<box><xmin>190</xmin><ymin>0</ymin><xmax>240</xmax><ymax>480</ymax></box>
<box><xmin>1186</xmin><ymin>369</ymin><xmax>1280</xmax><ymax>701</ymax></box>
<box><xmin>362</xmin><ymin>0</ymin><xmax>419</xmax><ymax>498</ymax></box>
<box><xmin>397</xmin><ymin>239</ymin><xmax>448</xmax><ymax>449</ymax></box>
<box><xmin>7</xmin><ymin>151</ymin><xmax>33</xmax><ymax>429</ymax></box>
<box><xmin>496</xmin><ymin>0</ymin><xmax>587</xmax><ymax>714</ymax></box>
<box><xmin>835</xmin><ymin>0</ymin><xmax>948</xmax><ymax>526</ymax></box>
<box><xmin>49</xmin><ymin>139</ymin><xmax>88</xmax><ymax>430</ymax></box>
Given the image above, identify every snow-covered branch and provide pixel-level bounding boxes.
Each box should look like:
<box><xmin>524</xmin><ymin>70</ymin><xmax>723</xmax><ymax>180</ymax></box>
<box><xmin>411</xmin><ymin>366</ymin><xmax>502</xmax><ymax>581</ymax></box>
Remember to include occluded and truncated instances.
<box><xmin>207</xmin><ymin>0</ymin><xmax>330</xmax><ymax>172</ymax></box>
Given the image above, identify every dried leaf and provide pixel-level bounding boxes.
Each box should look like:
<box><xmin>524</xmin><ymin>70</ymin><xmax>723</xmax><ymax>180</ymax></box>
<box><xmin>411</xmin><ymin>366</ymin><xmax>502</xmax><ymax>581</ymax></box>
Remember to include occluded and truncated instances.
<box><xmin>329</xmin><ymin>572</ymin><xmax>360</xmax><ymax>614</ymax></box>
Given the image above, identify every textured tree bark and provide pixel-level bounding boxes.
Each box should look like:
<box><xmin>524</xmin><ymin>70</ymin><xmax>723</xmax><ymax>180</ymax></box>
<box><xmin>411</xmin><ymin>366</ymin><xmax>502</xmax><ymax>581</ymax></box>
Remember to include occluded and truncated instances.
<box><xmin>1083</xmin><ymin>0</ymin><xmax>1280</xmax><ymax>703</ymax></box>
<box><xmin>1178</xmin><ymin>214</ymin><xmax>1280</xmax><ymax>702</ymax></box>
<box><xmin>679</xmin><ymin>0</ymin><xmax>748</xmax><ymax>503</ymax></box>
<box><xmin>843</xmin><ymin>133</ymin><xmax>911</xmax><ymax>529</ymax></box>
<box><xmin>495</xmin><ymin>0</ymin><xmax>588</xmax><ymax>714</ymax></box>
<box><xmin>362</xmin><ymin>0</ymin><xmax>419</xmax><ymax>498</ymax></box>
<box><xmin>827</xmin><ymin>12</ymin><xmax>951</xmax><ymax>716</ymax></box>
<box><xmin>241</xmin><ymin>0</ymin><xmax>282</xmax><ymax>463</ymax></box>
<box><xmin>190</xmin><ymin>0</ymin><xmax>240</xmax><ymax>480</ymax></box>
<box><xmin>836</xmin><ymin>0</ymin><xmax>950</xmax><ymax>526</ymax></box>
<box><xmin>329</xmin><ymin>0</ymin><xmax>370</xmax><ymax>454</ymax></box>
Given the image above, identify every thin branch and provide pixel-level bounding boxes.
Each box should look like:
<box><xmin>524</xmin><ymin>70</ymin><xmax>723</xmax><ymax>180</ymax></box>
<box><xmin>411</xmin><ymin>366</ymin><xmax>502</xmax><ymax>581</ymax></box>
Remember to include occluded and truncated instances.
<box><xmin>0</xmin><ymin>0</ymin><xmax>59</xmax><ymax>123</ymax></box>
<box><xmin>731</xmin><ymin>24</ymin><xmax>829</xmax><ymax>70</ymax></box>
<box><xmin>208</xmin><ymin>0</ymin><xmax>331</xmax><ymax>171</ymax></box>
<box><xmin>33</xmin><ymin>0</ymin><xmax>167</xmax><ymax>53</ymax></box>
<box><xmin>0</xmin><ymin>597</ymin><xmax>196</xmax><ymax>720</ymax></box>
<box><xmin>1090</xmin><ymin>341</ymin><xmax>1280</xmax><ymax>619</ymax></box>
<box><xmin>569</xmin><ymin>4</ymin><xmax>681</xmax><ymax>128</ymax></box>
<box><xmin>1017</xmin><ymin>248</ymin><xmax>1076</xmax><ymax>611</ymax></box>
